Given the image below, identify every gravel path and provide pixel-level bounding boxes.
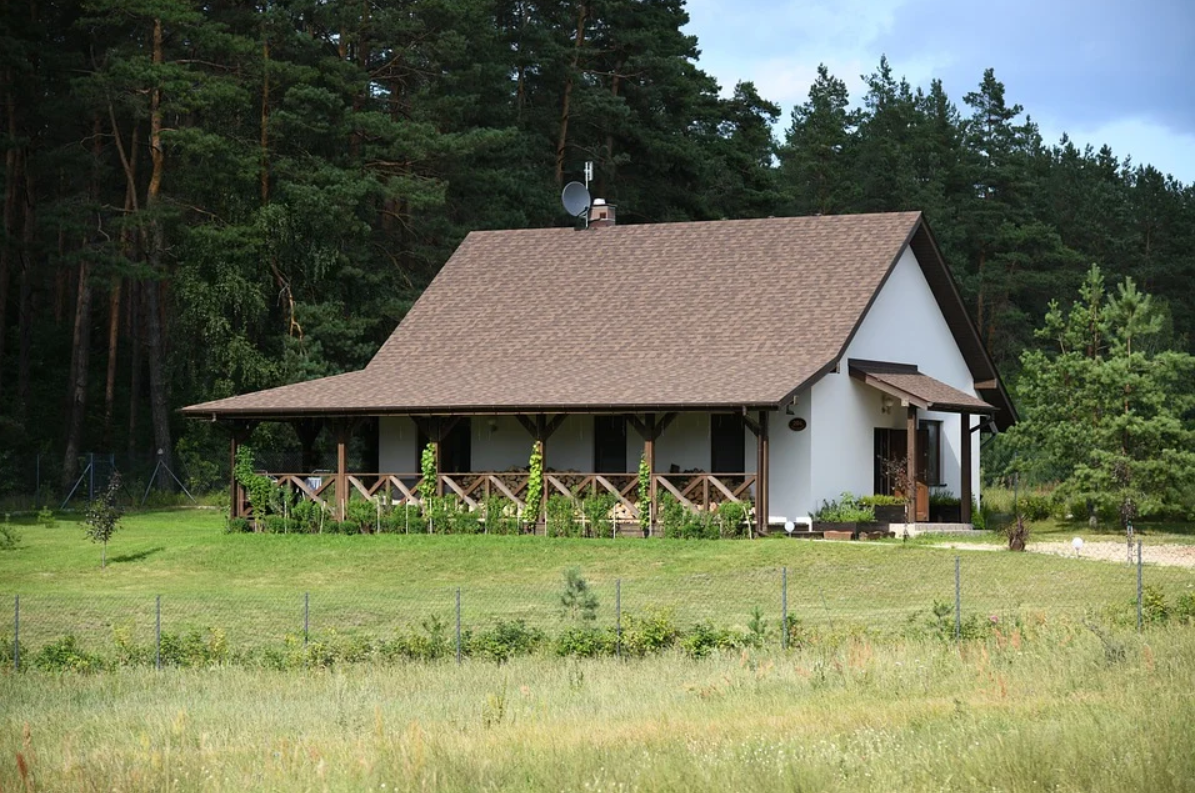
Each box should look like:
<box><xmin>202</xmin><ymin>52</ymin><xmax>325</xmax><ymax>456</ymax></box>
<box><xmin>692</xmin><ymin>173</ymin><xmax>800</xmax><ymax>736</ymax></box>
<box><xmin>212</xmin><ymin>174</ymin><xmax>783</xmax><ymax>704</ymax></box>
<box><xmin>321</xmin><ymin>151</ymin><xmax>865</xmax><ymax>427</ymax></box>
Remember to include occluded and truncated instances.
<box><xmin>935</xmin><ymin>540</ymin><xmax>1195</xmax><ymax>569</ymax></box>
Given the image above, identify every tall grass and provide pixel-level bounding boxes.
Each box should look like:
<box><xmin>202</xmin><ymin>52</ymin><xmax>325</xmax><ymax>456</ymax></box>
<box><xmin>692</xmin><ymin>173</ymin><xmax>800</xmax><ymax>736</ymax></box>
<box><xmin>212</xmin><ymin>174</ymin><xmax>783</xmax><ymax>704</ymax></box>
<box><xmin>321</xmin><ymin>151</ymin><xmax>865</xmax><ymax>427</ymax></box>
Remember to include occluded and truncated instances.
<box><xmin>2</xmin><ymin>624</ymin><xmax>1193</xmax><ymax>792</ymax></box>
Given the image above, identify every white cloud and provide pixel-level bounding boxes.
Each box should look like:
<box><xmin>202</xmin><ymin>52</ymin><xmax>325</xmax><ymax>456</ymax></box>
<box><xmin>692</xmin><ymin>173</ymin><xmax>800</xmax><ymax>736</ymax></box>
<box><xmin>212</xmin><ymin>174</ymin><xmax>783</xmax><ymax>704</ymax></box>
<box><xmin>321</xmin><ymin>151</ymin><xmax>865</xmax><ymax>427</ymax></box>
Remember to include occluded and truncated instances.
<box><xmin>1038</xmin><ymin>116</ymin><xmax>1195</xmax><ymax>185</ymax></box>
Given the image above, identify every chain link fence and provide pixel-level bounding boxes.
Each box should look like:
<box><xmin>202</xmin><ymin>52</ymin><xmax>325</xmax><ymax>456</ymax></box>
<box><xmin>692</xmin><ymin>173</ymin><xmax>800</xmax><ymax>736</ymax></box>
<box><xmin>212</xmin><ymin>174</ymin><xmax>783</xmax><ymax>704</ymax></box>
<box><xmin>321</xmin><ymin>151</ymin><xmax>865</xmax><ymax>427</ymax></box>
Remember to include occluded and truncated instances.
<box><xmin>5</xmin><ymin>539</ymin><xmax>1192</xmax><ymax>670</ymax></box>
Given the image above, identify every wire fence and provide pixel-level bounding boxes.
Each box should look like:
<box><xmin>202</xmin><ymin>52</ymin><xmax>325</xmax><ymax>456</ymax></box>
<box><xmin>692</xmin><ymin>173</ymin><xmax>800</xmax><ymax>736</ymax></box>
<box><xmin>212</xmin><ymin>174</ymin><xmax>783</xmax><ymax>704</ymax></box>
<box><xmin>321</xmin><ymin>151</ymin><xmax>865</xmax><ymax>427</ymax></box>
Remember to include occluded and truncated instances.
<box><xmin>5</xmin><ymin>539</ymin><xmax>1193</xmax><ymax>670</ymax></box>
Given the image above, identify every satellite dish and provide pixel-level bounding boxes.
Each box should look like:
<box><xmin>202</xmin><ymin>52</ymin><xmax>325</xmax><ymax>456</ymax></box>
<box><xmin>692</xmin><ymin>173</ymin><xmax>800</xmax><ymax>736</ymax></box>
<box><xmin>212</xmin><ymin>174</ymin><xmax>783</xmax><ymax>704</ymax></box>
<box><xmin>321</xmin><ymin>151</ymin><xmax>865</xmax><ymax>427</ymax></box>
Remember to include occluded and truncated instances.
<box><xmin>561</xmin><ymin>181</ymin><xmax>591</xmax><ymax>218</ymax></box>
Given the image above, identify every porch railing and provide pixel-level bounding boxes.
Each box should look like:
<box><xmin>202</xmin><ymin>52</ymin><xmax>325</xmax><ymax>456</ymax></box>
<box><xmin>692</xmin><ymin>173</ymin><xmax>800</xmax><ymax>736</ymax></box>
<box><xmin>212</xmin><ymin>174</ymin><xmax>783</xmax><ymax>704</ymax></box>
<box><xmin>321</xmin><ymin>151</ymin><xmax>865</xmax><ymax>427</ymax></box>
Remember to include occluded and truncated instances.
<box><xmin>240</xmin><ymin>471</ymin><xmax>757</xmax><ymax>519</ymax></box>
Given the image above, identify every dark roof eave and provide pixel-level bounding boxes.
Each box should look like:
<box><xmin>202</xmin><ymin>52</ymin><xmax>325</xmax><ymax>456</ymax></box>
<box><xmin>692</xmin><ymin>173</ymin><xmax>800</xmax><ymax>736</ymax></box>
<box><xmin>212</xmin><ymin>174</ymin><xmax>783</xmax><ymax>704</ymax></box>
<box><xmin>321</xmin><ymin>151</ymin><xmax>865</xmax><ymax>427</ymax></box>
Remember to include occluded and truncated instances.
<box><xmin>180</xmin><ymin>400</ymin><xmax>786</xmax><ymax>422</ymax></box>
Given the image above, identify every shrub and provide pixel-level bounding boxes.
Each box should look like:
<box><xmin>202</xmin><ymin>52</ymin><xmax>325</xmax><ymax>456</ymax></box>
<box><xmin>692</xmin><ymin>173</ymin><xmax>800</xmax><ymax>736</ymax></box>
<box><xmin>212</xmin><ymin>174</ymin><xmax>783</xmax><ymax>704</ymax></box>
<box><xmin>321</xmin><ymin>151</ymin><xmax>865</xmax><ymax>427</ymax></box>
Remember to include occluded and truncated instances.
<box><xmin>659</xmin><ymin>493</ymin><xmax>687</xmax><ymax>538</ymax></box>
<box><xmin>466</xmin><ymin>620</ymin><xmax>544</xmax><ymax>663</ymax></box>
<box><xmin>580</xmin><ymin>493</ymin><xmax>616</xmax><ymax>537</ymax></box>
<box><xmin>546</xmin><ymin>494</ymin><xmax>581</xmax><ymax>537</ymax></box>
<box><xmin>346</xmin><ymin>497</ymin><xmax>378</xmax><ymax>534</ymax></box>
<box><xmin>813</xmin><ymin>493</ymin><xmax>875</xmax><ymax>523</ymax></box>
<box><xmin>1141</xmin><ymin>585</ymin><xmax>1169</xmax><ymax>624</ymax></box>
<box><xmin>621</xmin><ymin>609</ymin><xmax>678</xmax><ymax>656</ymax></box>
<box><xmin>0</xmin><ymin>516</ymin><xmax>20</xmax><ymax>550</ymax></box>
<box><xmin>234</xmin><ymin>446</ymin><xmax>277</xmax><ymax>529</ymax></box>
<box><xmin>714</xmin><ymin>501</ymin><xmax>749</xmax><ymax>538</ymax></box>
<box><xmin>290</xmin><ymin>499</ymin><xmax>320</xmax><ymax>533</ymax></box>
<box><xmin>449</xmin><ymin>508</ymin><xmax>483</xmax><ymax>535</ymax></box>
<box><xmin>37</xmin><ymin>506</ymin><xmax>56</xmax><ymax>527</ymax></box>
<box><xmin>859</xmin><ymin>494</ymin><xmax>905</xmax><ymax>507</ymax></box>
<box><xmin>482</xmin><ymin>497</ymin><xmax>519</xmax><ymax>535</ymax></box>
<box><xmin>681</xmin><ymin>622</ymin><xmax>745</xmax><ymax>658</ymax></box>
<box><xmin>32</xmin><ymin>636</ymin><xmax>106</xmax><ymax>673</ymax></box>
<box><xmin>159</xmin><ymin>628</ymin><xmax>230</xmax><ymax>667</ymax></box>
<box><xmin>554</xmin><ymin>626</ymin><xmax>617</xmax><ymax>657</ymax></box>
<box><xmin>1176</xmin><ymin>592</ymin><xmax>1195</xmax><ymax>624</ymax></box>
<box><xmin>224</xmin><ymin>517</ymin><xmax>252</xmax><ymax>534</ymax></box>
<box><xmin>929</xmin><ymin>488</ymin><xmax>959</xmax><ymax>507</ymax></box>
<box><xmin>424</xmin><ymin>496</ymin><xmax>454</xmax><ymax>533</ymax></box>
<box><xmin>1019</xmin><ymin>493</ymin><xmax>1054</xmax><ymax>521</ymax></box>
<box><xmin>262</xmin><ymin>515</ymin><xmax>290</xmax><ymax>534</ymax></box>
<box><xmin>379</xmin><ymin>615</ymin><xmax>452</xmax><ymax>662</ymax></box>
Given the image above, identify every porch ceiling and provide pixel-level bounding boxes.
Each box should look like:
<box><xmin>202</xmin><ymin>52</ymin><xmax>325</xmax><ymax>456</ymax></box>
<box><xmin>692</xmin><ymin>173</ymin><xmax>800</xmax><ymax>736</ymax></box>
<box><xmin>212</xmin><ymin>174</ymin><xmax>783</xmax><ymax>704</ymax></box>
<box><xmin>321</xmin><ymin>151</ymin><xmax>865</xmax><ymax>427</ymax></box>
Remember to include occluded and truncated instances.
<box><xmin>848</xmin><ymin>360</ymin><xmax>995</xmax><ymax>415</ymax></box>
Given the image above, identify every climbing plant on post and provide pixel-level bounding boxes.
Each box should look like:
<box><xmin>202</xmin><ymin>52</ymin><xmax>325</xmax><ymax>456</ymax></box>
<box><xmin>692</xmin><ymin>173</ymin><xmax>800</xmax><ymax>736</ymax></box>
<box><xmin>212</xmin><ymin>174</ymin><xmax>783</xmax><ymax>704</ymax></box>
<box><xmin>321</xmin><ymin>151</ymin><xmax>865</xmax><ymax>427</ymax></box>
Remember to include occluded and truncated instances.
<box><xmin>525</xmin><ymin>442</ymin><xmax>544</xmax><ymax>533</ymax></box>
<box><xmin>419</xmin><ymin>442</ymin><xmax>437</xmax><ymax>519</ymax></box>
<box><xmin>638</xmin><ymin>452</ymin><xmax>652</xmax><ymax>536</ymax></box>
<box><xmin>233</xmin><ymin>446</ymin><xmax>275</xmax><ymax>531</ymax></box>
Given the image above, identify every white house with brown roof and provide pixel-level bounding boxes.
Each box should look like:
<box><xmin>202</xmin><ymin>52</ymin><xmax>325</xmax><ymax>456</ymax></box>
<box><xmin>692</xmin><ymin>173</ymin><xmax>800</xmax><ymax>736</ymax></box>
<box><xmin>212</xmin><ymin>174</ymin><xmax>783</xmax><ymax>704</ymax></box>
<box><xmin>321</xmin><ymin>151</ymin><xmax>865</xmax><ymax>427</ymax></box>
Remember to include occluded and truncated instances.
<box><xmin>184</xmin><ymin>210</ymin><xmax>1014</xmax><ymax>533</ymax></box>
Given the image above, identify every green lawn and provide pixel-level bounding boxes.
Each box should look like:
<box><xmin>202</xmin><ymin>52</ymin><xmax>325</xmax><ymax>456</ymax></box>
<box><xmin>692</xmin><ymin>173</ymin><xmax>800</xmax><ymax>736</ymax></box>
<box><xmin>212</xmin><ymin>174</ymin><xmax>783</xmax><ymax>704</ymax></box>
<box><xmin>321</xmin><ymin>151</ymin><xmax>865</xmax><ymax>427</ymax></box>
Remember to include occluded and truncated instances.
<box><xmin>2</xmin><ymin>509</ymin><xmax>1192</xmax><ymax>655</ymax></box>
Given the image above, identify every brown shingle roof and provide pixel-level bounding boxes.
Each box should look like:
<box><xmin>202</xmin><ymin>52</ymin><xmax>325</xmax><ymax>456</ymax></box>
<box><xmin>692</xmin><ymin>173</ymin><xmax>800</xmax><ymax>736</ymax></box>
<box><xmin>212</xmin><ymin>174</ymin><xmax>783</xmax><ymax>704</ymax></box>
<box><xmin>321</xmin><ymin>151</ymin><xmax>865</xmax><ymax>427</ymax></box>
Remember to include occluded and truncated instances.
<box><xmin>182</xmin><ymin>211</ymin><xmax>1011</xmax><ymax>420</ymax></box>
<box><xmin>847</xmin><ymin>360</ymin><xmax>995</xmax><ymax>413</ymax></box>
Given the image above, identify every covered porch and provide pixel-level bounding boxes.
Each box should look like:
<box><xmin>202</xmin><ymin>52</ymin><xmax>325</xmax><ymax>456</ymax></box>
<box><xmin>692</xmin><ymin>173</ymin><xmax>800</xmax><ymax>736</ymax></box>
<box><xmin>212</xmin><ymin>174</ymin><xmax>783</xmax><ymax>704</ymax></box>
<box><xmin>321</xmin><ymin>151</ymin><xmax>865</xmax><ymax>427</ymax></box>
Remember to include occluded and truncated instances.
<box><xmin>225</xmin><ymin>408</ymin><xmax>773</xmax><ymax>536</ymax></box>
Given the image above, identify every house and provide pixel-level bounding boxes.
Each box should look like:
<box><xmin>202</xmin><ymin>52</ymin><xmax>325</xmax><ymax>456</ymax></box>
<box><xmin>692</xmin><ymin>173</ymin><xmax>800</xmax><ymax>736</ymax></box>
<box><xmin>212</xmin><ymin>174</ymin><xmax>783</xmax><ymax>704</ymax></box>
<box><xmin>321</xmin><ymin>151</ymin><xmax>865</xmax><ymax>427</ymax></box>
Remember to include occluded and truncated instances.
<box><xmin>182</xmin><ymin>209</ymin><xmax>1015</xmax><ymax>534</ymax></box>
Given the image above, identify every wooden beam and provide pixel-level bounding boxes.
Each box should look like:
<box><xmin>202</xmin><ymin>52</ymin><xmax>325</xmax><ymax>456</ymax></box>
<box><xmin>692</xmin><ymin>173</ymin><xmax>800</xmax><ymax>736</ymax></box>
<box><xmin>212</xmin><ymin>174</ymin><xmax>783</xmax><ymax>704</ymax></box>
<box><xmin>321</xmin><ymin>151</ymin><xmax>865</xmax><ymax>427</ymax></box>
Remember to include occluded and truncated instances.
<box><xmin>645</xmin><ymin>413</ymin><xmax>656</xmax><ymax>535</ymax></box>
<box><xmin>755</xmin><ymin>410</ymin><xmax>768</xmax><ymax>537</ymax></box>
<box><xmin>335</xmin><ymin>419</ymin><xmax>350</xmax><ymax>521</ymax></box>
<box><xmin>543</xmin><ymin>413</ymin><xmax>567</xmax><ymax>439</ymax></box>
<box><xmin>656</xmin><ymin>412</ymin><xmax>678</xmax><ymax>438</ymax></box>
<box><xmin>906</xmin><ymin>406</ymin><xmax>917</xmax><ymax>524</ymax></box>
<box><xmin>974</xmin><ymin>379</ymin><xmax>998</xmax><ymax>390</ymax></box>
<box><xmin>625</xmin><ymin>413</ymin><xmax>649</xmax><ymax>440</ymax></box>
<box><xmin>743</xmin><ymin>413</ymin><xmax>761</xmax><ymax>437</ymax></box>
<box><xmin>960</xmin><ymin>411</ymin><xmax>972</xmax><ymax>524</ymax></box>
<box><xmin>515</xmin><ymin>414</ymin><xmax>537</xmax><ymax>437</ymax></box>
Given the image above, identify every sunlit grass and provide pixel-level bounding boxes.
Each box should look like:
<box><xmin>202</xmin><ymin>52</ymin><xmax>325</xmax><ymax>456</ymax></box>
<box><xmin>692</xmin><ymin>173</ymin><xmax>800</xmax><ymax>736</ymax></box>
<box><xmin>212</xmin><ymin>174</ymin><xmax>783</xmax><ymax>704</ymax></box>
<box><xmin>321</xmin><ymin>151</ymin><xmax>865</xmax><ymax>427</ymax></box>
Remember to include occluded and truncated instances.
<box><xmin>2</xmin><ymin>624</ymin><xmax>1193</xmax><ymax>792</ymax></box>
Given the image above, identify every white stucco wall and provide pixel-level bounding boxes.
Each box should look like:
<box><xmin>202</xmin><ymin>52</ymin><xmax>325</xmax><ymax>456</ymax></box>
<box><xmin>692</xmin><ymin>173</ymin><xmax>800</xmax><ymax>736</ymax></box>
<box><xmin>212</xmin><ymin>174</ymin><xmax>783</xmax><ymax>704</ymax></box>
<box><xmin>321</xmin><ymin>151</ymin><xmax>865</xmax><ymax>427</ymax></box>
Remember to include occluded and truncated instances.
<box><xmin>767</xmin><ymin>399</ymin><xmax>812</xmax><ymax>522</ymax></box>
<box><xmin>806</xmin><ymin>246</ymin><xmax>981</xmax><ymax>515</ymax></box>
<box><xmin>378</xmin><ymin>416</ymin><xmax>419</xmax><ymax>472</ymax></box>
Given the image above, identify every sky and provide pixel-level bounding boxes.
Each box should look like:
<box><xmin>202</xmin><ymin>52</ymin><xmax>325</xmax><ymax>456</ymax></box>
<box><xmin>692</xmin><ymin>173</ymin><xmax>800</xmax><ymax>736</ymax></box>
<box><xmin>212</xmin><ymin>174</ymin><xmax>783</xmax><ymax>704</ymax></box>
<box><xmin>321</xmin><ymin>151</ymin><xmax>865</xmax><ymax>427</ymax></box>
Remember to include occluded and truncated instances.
<box><xmin>682</xmin><ymin>0</ymin><xmax>1195</xmax><ymax>185</ymax></box>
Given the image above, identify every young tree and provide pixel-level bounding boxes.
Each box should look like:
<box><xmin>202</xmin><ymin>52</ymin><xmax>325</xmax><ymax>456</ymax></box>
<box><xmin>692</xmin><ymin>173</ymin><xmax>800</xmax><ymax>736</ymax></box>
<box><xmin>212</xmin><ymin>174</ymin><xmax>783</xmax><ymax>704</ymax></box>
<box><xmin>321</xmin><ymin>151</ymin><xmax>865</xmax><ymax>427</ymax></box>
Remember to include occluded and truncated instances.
<box><xmin>84</xmin><ymin>472</ymin><xmax>124</xmax><ymax>568</ymax></box>
<box><xmin>1007</xmin><ymin>265</ymin><xmax>1195</xmax><ymax>527</ymax></box>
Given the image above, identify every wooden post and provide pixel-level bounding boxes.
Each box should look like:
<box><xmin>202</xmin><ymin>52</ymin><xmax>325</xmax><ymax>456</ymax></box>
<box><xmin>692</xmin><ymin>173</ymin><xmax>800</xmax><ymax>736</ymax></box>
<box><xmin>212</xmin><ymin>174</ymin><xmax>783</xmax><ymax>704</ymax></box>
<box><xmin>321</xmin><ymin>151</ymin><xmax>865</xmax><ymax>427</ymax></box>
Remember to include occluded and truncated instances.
<box><xmin>335</xmin><ymin>420</ymin><xmax>349</xmax><ymax>521</ymax></box>
<box><xmin>645</xmin><ymin>414</ymin><xmax>656</xmax><ymax>536</ymax></box>
<box><xmin>228</xmin><ymin>420</ymin><xmax>256</xmax><ymax>520</ymax></box>
<box><xmin>537</xmin><ymin>416</ymin><xmax>548</xmax><ymax>532</ymax></box>
<box><xmin>756</xmin><ymin>410</ymin><xmax>769</xmax><ymax>537</ymax></box>
<box><xmin>960</xmin><ymin>412</ymin><xmax>972</xmax><ymax>525</ymax></box>
<box><xmin>906</xmin><ymin>405</ymin><xmax>917</xmax><ymax>524</ymax></box>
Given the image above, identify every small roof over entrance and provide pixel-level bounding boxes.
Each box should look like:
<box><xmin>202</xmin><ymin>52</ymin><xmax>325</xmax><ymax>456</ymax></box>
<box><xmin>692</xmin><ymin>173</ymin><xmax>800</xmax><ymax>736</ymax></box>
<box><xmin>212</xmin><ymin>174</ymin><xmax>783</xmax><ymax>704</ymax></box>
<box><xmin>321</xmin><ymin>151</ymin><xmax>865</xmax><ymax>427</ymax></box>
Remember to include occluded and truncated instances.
<box><xmin>848</xmin><ymin>359</ymin><xmax>995</xmax><ymax>414</ymax></box>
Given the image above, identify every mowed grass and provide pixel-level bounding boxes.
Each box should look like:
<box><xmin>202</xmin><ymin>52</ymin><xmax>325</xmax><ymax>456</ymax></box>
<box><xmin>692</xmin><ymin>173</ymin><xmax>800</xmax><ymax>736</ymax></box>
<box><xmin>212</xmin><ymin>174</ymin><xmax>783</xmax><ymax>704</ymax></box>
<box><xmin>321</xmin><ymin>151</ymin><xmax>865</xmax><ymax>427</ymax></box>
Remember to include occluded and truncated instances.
<box><xmin>2</xmin><ymin>626</ymin><xmax>1194</xmax><ymax>792</ymax></box>
<box><xmin>1</xmin><ymin>509</ymin><xmax>1193</xmax><ymax>653</ymax></box>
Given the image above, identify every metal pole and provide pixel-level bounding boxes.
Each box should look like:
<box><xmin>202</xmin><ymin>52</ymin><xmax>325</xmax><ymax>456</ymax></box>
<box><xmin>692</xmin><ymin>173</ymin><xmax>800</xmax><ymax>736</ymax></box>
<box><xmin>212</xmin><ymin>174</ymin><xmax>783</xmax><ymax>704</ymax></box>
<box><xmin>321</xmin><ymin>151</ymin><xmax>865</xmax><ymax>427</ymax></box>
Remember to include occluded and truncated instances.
<box><xmin>616</xmin><ymin>579</ymin><xmax>622</xmax><ymax>659</ymax></box>
<box><xmin>781</xmin><ymin>567</ymin><xmax>788</xmax><ymax>650</ymax></box>
<box><xmin>304</xmin><ymin>592</ymin><xmax>310</xmax><ymax>645</ymax></box>
<box><xmin>1137</xmin><ymin>539</ymin><xmax>1143</xmax><ymax>631</ymax></box>
<box><xmin>155</xmin><ymin>595</ymin><xmax>162</xmax><ymax>670</ymax></box>
<box><xmin>13</xmin><ymin>595</ymin><xmax>19</xmax><ymax>672</ymax></box>
<box><xmin>455</xmin><ymin>588</ymin><xmax>461</xmax><ymax>664</ymax></box>
<box><xmin>954</xmin><ymin>557</ymin><xmax>961</xmax><ymax>642</ymax></box>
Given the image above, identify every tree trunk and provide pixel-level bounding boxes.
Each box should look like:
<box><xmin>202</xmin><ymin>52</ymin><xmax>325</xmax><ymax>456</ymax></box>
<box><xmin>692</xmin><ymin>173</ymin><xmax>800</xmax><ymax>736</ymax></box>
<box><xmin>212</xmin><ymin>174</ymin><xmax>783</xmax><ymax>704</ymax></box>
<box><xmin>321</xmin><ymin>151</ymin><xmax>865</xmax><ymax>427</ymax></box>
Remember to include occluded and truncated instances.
<box><xmin>0</xmin><ymin>78</ymin><xmax>18</xmax><ymax>397</ymax></box>
<box><xmin>61</xmin><ymin>259</ymin><xmax>92</xmax><ymax>491</ymax></box>
<box><xmin>126</xmin><ymin>281</ymin><xmax>141</xmax><ymax>458</ymax></box>
<box><xmin>260</xmin><ymin>34</ymin><xmax>270</xmax><ymax>204</ymax></box>
<box><xmin>143</xmin><ymin>17</ymin><xmax>175</xmax><ymax>490</ymax></box>
<box><xmin>554</xmin><ymin>0</ymin><xmax>588</xmax><ymax>186</ymax></box>
<box><xmin>16</xmin><ymin>165</ymin><xmax>34</xmax><ymax>421</ymax></box>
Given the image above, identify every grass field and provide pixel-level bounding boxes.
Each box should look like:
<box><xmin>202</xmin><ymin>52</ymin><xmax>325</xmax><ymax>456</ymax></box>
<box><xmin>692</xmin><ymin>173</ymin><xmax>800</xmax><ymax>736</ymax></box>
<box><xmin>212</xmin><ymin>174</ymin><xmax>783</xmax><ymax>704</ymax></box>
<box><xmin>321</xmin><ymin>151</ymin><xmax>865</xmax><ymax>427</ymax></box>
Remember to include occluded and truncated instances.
<box><xmin>1</xmin><ymin>509</ymin><xmax>1193</xmax><ymax>655</ymax></box>
<box><xmin>2</xmin><ymin>627</ymin><xmax>1194</xmax><ymax>792</ymax></box>
<box><xmin>3</xmin><ymin>509</ymin><xmax>1195</xmax><ymax>791</ymax></box>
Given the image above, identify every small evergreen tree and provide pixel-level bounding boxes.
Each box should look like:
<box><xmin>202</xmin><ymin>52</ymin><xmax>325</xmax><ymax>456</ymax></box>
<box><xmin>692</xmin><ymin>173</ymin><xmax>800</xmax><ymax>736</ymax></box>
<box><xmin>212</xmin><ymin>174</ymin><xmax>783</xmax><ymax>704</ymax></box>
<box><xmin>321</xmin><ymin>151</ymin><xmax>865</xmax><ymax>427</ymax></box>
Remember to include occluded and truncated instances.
<box><xmin>559</xmin><ymin>568</ymin><xmax>599</xmax><ymax>623</ymax></box>
<box><xmin>84</xmin><ymin>473</ymin><xmax>124</xmax><ymax>569</ymax></box>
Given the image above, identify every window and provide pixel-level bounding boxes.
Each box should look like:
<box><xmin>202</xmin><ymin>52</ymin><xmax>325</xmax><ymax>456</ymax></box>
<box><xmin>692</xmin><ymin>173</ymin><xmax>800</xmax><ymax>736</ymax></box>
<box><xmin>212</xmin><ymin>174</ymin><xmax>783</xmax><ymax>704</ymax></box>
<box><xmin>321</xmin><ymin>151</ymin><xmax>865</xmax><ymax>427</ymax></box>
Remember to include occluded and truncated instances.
<box><xmin>710</xmin><ymin>414</ymin><xmax>746</xmax><ymax>473</ymax></box>
<box><xmin>416</xmin><ymin>419</ymin><xmax>472</xmax><ymax>473</ymax></box>
<box><xmin>922</xmin><ymin>420</ymin><xmax>943</xmax><ymax>487</ymax></box>
<box><xmin>593</xmin><ymin>416</ymin><xmax>627</xmax><ymax>472</ymax></box>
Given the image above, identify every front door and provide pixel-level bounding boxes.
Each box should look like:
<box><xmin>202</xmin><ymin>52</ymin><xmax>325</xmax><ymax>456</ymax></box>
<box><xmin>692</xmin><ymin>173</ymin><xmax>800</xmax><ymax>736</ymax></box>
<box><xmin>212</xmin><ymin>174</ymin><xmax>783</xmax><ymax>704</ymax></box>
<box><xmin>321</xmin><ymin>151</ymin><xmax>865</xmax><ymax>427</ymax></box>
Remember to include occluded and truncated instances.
<box><xmin>874</xmin><ymin>427</ymin><xmax>929</xmax><ymax>520</ymax></box>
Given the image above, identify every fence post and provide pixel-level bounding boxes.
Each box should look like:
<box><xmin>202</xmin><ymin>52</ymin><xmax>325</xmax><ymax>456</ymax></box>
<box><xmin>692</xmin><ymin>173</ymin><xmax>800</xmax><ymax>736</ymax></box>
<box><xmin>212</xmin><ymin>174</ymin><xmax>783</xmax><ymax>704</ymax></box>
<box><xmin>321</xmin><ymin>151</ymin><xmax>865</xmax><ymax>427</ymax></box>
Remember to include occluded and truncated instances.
<box><xmin>954</xmin><ymin>557</ymin><xmax>961</xmax><ymax>642</ymax></box>
<box><xmin>304</xmin><ymin>592</ymin><xmax>310</xmax><ymax>645</ymax></box>
<box><xmin>616</xmin><ymin>579</ymin><xmax>622</xmax><ymax>659</ymax></box>
<box><xmin>1137</xmin><ymin>539</ymin><xmax>1143</xmax><ymax>631</ymax></box>
<box><xmin>781</xmin><ymin>567</ymin><xmax>788</xmax><ymax>650</ymax></box>
<box><xmin>13</xmin><ymin>595</ymin><xmax>19</xmax><ymax>672</ymax></box>
<box><xmin>155</xmin><ymin>595</ymin><xmax>162</xmax><ymax>670</ymax></box>
<box><xmin>455</xmin><ymin>588</ymin><xmax>462</xmax><ymax>665</ymax></box>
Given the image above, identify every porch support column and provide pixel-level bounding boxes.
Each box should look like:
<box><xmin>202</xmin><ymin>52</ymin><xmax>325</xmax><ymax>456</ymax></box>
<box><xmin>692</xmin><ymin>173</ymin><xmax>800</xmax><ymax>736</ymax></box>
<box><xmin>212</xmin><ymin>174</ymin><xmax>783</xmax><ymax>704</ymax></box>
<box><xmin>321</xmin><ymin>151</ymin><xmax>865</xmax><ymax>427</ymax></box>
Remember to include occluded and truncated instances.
<box><xmin>334</xmin><ymin>419</ymin><xmax>350</xmax><ymax>521</ymax></box>
<box><xmin>906</xmin><ymin>405</ymin><xmax>917</xmax><ymax>524</ymax></box>
<box><xmin>960</xmin><ymin>412</ymin><xmax>972</xmax><ymax>525</ymax></box>
<box><xmin>755</xmin><ymin>410</ymin><xmax>769</xmax><ymax>537</ymax></box>
<box><xmin>645</xmin><ymin>414</ymin><xmax>656</xmax><ymax>536</ymax></box>
<box><xmin>227</xmin><ymin>419</ymin><xmax>257</xmax><ymax>520</ymax></box>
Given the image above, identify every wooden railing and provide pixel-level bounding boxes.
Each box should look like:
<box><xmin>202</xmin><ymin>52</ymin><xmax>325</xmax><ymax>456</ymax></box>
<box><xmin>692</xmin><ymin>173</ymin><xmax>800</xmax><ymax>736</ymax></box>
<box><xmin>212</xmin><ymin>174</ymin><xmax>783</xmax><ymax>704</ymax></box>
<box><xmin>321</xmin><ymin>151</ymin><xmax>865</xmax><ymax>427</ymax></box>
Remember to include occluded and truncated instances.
<box><xmin>249</xmin><ymin>471</ymin><xmax>756</xmax><ymax>519</ymax></box>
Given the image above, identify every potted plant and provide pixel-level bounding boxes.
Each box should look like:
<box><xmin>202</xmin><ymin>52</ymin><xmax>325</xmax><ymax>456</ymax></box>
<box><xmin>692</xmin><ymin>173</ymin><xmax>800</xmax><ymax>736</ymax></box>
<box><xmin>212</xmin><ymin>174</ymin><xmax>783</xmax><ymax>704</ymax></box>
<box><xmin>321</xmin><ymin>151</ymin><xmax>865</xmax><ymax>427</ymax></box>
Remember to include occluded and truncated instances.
<box><xmin>860</xmin><ymin>494</ymin><xmax>906</xmax><ymax>525</ymax></box>
<box><xmin>811</xmin><ymin>493</ymin><xmax>877</xmax><ymax>539</ymax></box>
<box><xmin>929</xmin><ymin>488</ymin><xmax>962</xmax><ymax>523</ymax></box>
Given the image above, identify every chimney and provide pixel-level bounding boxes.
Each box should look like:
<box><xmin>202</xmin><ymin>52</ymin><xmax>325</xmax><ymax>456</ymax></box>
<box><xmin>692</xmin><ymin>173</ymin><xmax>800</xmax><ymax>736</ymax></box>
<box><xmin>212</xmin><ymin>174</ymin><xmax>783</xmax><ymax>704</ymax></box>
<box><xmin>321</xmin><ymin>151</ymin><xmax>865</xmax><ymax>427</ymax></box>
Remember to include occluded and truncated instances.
<box><xmin>588</xmin><ymin>198</ymin><xmax>616</xmax><ymax>228</ymax></box>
